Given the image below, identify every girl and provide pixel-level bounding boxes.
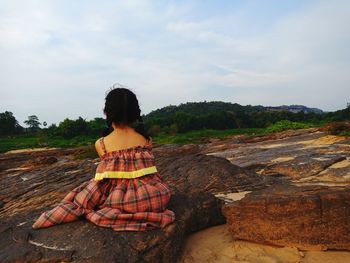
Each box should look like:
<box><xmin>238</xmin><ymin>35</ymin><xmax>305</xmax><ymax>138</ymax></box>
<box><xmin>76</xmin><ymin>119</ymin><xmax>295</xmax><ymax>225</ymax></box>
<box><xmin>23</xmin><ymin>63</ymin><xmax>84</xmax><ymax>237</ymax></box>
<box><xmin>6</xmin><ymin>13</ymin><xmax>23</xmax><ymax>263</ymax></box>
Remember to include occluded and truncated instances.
<box><xmin>32</xmin><ymin>86</ymin><xmax>176</xmax><ymax>231</ymax></box>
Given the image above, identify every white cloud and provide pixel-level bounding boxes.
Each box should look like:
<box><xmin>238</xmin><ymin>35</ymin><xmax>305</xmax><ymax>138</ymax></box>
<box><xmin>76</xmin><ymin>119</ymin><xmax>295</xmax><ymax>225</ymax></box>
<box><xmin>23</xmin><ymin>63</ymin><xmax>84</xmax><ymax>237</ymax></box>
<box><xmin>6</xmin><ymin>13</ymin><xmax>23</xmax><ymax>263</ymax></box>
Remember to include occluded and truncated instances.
<box><xmin>0</xmin><ymin>0</ymin><xmax>349</xmax><ymax>126</ymax></box>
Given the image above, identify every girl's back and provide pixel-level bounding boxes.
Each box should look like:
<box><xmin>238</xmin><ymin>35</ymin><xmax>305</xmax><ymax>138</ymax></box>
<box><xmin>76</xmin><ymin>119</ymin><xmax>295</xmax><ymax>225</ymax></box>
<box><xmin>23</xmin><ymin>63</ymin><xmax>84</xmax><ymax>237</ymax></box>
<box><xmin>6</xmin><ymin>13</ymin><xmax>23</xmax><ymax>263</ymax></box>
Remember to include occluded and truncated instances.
<box><xmin>95</xmin><ymin>127</ymin><xmax>149</xmax><ymax>157</ymax></box>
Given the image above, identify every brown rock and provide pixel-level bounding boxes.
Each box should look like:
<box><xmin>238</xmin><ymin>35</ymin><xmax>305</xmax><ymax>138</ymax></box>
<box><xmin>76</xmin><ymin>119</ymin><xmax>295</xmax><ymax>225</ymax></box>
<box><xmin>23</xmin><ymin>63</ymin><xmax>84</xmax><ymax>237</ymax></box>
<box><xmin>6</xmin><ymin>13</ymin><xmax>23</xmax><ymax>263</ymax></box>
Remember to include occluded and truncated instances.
<box><xmin>222</xmin><ymin>184</ymin><xmax>350</xmax><ymax>251</ymax></box>
<box><xmin>262</xmin><ymin>153</ymin><xmax>346</xmax><ymax>179</ymax></box>
<box><xmin>156</xmin><ymin>153</ymin><xmax>266</xmax><ymax>194</ymax></box>
<box><xmin>24</xmin><ymin>156</ymin><xmax>58</xmax><ymax>167</ymax></box>
<box><xmin>204</xmin><ymin>130</ymin><xmax>350</xmax><ymax>184</ymax></box>
<box><xmin>0</xmin><ymin>147</ymin><xmax>264</xmax><ymax>262</ymax></box>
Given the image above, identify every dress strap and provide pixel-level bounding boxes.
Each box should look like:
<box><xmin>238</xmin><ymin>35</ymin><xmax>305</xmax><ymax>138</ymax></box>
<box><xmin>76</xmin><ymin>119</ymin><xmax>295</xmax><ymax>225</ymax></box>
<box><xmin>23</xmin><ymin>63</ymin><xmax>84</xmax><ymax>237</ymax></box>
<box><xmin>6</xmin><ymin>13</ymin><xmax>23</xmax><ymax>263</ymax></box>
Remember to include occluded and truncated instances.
<box><xmin>99</xmin><ymin>137</ymin><xmax>107</xmax><ymax>154</ymax></box>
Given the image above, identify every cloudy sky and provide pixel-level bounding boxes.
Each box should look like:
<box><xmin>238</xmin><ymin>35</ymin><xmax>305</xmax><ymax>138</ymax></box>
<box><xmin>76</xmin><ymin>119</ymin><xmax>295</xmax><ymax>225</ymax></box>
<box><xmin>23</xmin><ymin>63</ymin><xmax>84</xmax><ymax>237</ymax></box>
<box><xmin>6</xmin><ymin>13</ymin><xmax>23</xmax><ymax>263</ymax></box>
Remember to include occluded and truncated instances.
<box><xmin>1</xmin><ymin>0</ymin><xmax>349</xmax><ymax>127</ymax></box>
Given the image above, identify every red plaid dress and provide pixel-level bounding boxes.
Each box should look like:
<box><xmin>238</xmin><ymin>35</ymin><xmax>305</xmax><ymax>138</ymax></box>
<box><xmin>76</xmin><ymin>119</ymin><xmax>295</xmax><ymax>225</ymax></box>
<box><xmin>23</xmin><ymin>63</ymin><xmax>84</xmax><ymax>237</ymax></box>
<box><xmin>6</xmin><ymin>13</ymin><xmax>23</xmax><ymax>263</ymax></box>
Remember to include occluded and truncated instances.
<box><xmin>32</xmin><ymin>138</ymin><xmax>176</xmax><ymax>231</ymax></box>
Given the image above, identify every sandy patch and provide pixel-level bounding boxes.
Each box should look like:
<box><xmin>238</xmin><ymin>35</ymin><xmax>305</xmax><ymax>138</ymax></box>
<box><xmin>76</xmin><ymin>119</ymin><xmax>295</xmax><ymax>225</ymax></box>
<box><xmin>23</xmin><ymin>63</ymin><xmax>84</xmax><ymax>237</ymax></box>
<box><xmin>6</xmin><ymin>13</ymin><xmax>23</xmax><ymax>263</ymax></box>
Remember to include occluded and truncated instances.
<box><xmin>291</xmin><ymin>166</ymin><xmax>350</xmax><ymax>185</ymax></box>
<box><xmin>292</xmin><ymin>158</ymin><xmax>350</xmax><ymax>185</ymax></box>
<box><xmin>258</xmin><ymin>143</ymin><xmax>291</xmax><ymax>149</ymax></box>
<box><xmin>256</xmin><ymin>169</ymin><xmax>265</xmax><ymax>174</ymax></box>
<box><xmin>5</xmin><ymin>167</ymin><xmax>30</xmax><ymax>172</ymax></box>
<box><xmin>299</xmin><ymin>135</ymin><xmax>347</xmax><ymax>146</ymax></box>
<box><xmin>214</xmin><ymin>191</ymin><xmax>252</xmax><ymax>203</ymax></box>
<box><xmin>292</xmin><ymin>181</ymin><xmax>350</xmax><ymax>187</ymax></box>
<box><xmin>325</xmin><ymin>158</ymin><xmax>350</xmax><ymax>169</ymax></box>
<box><xmin>312</xmin><ymin>157</ymin><xmax>333</xmax><ymax>161</ymax></box>
<box><xmin>5</xmin><ymin>147</ymin><xmax>58</xmax><ymax>154</ymax></box>
<box><xmin>302</xmin><ymin>250</ymin><xmax>350</xmax><ymax>263</ymax></box>
<box><xmin>271</xmin><ymin>156</ymin><xmax>295</xmax><ymax>163</ymax></box>
<box><xmin>179</xmin><ymin>224</ymin><xmax>350</xmax><ymax>263</ymax></box>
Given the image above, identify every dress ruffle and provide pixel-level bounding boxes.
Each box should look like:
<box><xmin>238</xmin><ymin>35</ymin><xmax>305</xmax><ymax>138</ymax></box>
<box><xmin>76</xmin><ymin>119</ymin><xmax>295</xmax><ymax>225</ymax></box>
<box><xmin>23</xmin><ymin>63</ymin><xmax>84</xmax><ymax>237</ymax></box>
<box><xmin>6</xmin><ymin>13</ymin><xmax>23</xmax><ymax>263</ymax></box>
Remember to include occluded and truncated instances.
<box><xmin>32</xmin><ymin>173</ymin><xmax>175</xmax><ymax>231</ymax></box>
<box><xmin>95</xmin><ymin>144</ymin><xmax>157</xmax><ymax>180</ymax></box>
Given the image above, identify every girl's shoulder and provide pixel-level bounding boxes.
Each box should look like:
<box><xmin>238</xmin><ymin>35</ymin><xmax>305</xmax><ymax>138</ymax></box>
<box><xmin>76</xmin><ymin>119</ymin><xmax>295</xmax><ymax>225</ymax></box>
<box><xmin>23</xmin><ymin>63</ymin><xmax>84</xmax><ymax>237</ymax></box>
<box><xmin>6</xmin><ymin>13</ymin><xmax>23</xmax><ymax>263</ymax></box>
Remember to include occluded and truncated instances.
<box><xmin>95</xmin><ymin>137</ymin><xmax>106</xmax><ymax>158</ymax></box>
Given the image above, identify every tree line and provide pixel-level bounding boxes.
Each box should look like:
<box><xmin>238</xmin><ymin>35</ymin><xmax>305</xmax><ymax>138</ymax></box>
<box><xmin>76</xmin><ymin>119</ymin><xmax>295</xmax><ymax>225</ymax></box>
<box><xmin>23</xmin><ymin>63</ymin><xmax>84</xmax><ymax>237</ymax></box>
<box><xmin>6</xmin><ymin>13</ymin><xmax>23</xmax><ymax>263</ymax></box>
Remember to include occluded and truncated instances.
<box><xmin>0</xmin><ymin>111</ymin><xmax>106</xmax><ymax>138</ymax></box>
<box><xmin>143</xmin><ymin>101</ymin><xmax>350</xmax><ymax>134</ymax></box>
<box><xmin>1</xmin><ymin>101</ymin><xmax>349</xmax><ymax>138</ymax></box>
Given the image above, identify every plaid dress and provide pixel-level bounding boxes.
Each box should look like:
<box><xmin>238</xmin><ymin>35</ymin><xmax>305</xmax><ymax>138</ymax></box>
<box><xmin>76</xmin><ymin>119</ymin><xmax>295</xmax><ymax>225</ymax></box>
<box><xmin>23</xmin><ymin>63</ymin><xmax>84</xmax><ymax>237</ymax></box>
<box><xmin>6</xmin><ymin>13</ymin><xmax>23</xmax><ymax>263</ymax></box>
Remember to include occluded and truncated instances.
<box><xmin>32</xmin><ymin>138</ymin><xmax>176</xmax><ymax>231</ymax></box>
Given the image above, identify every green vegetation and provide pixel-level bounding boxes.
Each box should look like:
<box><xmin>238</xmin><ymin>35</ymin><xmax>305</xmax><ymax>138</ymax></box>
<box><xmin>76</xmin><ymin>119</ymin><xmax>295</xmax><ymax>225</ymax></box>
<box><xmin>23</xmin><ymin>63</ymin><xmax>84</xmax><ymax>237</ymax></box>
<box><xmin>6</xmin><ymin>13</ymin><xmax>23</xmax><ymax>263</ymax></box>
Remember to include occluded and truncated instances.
<box><xmin>152</xmin><ymin>127</ymin><xmax>266</xmax><ymax>144</ymax></box>
<box><xmin>0</xmin><ymin>134</ymin><xmax>98</xmax><ymax>153</ymax></box>
<box><xmin>326</xmin><ymin>121</ymin><xmax>350</xmax><ymax>136</ymax></box>
<box><xmin>0</xmin><ymin>124</ymin><xmax>323</xmax><ymax>153</ymax></box>
<box><xmin>143</xmin><ymin>102</ymin><xmax>349</xmax><ymax>136</ymax></box>
<box><xmin>1</xmin><ymin>101</ymin><xmax>349</xmax><ymax>153</ymax></box>
<box><xmin>265</xmin><ymin>120</ymin><xmax>317</xmax><ymax>133</ymax></box>
<box><xmin>0</xmin><ymin>111</ymin><xmax>23</xmax><ymax>136</ymax></box>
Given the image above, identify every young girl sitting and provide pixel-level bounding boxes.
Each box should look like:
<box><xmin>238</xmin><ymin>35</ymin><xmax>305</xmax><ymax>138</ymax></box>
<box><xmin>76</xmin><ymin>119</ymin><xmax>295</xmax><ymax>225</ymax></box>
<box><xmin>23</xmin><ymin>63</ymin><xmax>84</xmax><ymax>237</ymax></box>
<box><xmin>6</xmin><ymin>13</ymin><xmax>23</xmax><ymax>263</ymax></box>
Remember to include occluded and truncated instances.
<box><xmin>32</xmin><ymin>86</ymin><xmax>176</xmax><ymax>231</ymax></box>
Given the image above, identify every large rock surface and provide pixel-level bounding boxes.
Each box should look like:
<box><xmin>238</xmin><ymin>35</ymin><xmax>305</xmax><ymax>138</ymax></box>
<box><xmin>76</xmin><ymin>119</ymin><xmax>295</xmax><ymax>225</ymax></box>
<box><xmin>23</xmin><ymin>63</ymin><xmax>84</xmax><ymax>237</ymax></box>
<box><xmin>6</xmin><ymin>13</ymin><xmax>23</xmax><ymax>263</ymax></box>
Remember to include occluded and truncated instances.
<box><xmin>0</xmin><ymin>146</ymin><xmax>265</xmax><ymax>262</ymax></box>
<box><xmin>222</xmin><ymin>184</ymin><xmax>350</xmax><ymax>251</ymax></box>
<box><xmin>203</xmin><ymin>129</ymin><xmax>350</xmax><ymax>184</ymax></box>
<box><xmin>200</xmin><ymin>128</ymin><xmax>350</xmax><ymax>252</ymax></box>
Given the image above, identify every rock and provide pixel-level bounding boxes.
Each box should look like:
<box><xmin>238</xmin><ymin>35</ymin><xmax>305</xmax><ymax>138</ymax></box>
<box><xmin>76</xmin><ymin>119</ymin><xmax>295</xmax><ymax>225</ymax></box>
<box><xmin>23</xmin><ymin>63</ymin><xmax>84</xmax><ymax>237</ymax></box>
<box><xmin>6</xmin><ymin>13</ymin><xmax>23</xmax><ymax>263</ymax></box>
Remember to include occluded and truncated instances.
<box><xmin>204</xmin><ymin>130</ymin><xmax>350</xmax><ymax>185</ymax></box>
<box><xmin>222</xmin><ymin>184</ymin><xmax>350</xmax><ymax>251</ymax></box>
<box><xmin>0</xmin><ymin>148</ymin><xmax>86</xmax><ymax>172</ymax></box>
<box><xmin>0</xmin><ymin>192</ymin><xmax>224</xmax><ymax>263</ymax></box>
<box><xmin>24</xmin><ymin>156</ymin><xmax>58</xmax><ymax>167</ymax></box>
<box><xmin>153</xmin><ymin>143</ymin><xmax>203</xmax><ymax>158</ymax></box>
<box><xmin>155</xmin><ymin>153</ymin><xmax>266</xmax><ymax>194</ymax></box>
<box><xmin>0</xmin><ymin>147</ymin><xmax>264</xmax><ymax>262</ymax></box>
<box><xmin>203</xmin><ymin>130</ymin><xmax>326</xmax><ymax>169</ymax></box>
<box><xmin>199</xmin><ymin>129</ymin><xmax>350</xmax><ymax>252</ymax></box>
<box><xmin>261</xmin><ymin>153</ymin><xmax>346</xmax><ymax>179</ymax></box>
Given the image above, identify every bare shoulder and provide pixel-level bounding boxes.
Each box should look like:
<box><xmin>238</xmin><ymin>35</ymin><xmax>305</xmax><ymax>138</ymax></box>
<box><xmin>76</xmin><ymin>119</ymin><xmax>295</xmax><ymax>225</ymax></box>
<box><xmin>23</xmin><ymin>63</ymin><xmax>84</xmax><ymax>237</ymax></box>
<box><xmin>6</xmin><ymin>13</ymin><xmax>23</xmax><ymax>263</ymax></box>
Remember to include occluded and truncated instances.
<box><xmin>133</xmin><ymin>131</ymin><xmax>150</xmax><ymax>145</ymax></box>
<box><xmin>94</xmin><ymin>138</ymin><xmax>103</xmax><ymax>158</ymax></box>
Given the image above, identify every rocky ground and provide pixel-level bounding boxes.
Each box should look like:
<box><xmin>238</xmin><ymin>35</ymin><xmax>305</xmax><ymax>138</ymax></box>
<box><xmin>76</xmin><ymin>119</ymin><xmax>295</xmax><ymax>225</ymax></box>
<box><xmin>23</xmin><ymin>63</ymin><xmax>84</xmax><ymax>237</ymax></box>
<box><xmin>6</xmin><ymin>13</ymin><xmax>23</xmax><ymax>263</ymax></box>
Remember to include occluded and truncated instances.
<box><xmin>0</xmin><ymin>127</ymin><xmax>349</xmax><ymax>262</ymax></box>
<box><xmin>181</xmin><ymin>127</ymin><xmax>350</xmax><ymax>262</ymax></box>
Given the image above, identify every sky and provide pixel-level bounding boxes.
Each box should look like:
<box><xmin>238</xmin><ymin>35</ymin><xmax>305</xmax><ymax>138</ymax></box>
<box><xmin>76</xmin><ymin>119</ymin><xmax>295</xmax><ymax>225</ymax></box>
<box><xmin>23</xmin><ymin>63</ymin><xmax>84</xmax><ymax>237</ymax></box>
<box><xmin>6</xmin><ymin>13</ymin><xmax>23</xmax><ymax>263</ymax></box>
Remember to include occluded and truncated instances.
<box><xmin>0</xmin><ymin>0</ymin><xmax>349</xmax><ymax>127</ymax></box>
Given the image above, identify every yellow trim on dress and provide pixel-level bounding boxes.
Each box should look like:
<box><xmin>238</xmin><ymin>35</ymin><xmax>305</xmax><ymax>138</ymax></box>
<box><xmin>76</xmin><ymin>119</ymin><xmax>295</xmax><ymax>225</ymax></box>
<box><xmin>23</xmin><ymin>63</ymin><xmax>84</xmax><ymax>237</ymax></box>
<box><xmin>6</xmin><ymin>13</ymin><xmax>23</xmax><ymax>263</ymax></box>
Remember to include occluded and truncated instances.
<box><xmin>94</xmin><ymin>166</ymin><xmax>158</xmax><ymax>181</ymax></box>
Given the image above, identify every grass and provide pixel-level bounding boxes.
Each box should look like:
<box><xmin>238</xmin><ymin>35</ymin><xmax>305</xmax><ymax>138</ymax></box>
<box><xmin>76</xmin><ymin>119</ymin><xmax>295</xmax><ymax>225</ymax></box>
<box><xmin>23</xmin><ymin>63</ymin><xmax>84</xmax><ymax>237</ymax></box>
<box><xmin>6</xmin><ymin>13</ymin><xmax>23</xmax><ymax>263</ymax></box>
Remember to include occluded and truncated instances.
<box><xmin>265</xmin><ymin>120</ymin><xmax>317</xmax><ymax>133</ymax></box>
<box><xmin>0</xmin><ymin>134</ymin><xmax>99</xmax><ymax>153</ymax></box>
<box><xmin>0</xmin><ymin>121</ymin><xmax>328</xmax><ymax>153</ymax></box>
<box><xmin>153</xmin><ymin>128</ymin><xmax>266</xmax><ymax>144</ymax></box>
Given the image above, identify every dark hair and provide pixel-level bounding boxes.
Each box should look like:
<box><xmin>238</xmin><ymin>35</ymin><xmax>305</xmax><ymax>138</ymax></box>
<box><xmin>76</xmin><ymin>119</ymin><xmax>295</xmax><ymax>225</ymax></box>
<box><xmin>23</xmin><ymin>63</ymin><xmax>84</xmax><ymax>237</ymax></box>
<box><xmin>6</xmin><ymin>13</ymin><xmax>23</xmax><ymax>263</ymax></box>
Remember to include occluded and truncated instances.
<box><xmin>102</xmin><ymin>84</ymin><xmax>150</xmax><ymax>140</ymax></box>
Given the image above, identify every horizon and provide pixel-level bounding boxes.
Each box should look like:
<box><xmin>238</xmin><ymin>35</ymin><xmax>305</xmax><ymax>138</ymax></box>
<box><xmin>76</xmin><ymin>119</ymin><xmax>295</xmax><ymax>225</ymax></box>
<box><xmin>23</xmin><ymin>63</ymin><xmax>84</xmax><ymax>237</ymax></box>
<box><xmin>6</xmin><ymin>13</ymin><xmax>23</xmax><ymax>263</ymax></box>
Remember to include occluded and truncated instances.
<box><xmin>1</xmin><ymin>1</ymin><xmax>349</xmax><ymax>127</ymax></box>
<box><xmin>9</xmin><ymin>100</ymin><xmax>340</xmax><ymax>128</ymax></box>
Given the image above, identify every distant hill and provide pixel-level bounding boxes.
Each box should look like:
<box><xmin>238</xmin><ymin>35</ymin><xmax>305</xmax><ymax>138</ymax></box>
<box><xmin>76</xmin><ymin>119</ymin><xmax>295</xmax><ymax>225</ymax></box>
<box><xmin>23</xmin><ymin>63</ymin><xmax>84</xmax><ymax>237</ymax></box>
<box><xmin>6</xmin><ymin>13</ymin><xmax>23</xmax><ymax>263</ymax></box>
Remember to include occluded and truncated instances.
<box><xmin>144</xmin><ymin>101</ymin><xmax>324</xmax><ymax>120</ymax></box>
<box><xmin>263</xmin><ymin>104</ymin><xmax>324</xmax><ymax>114</ymax></box>
<box><xmin>145</xmin><ymin>101</ymin><xmax>263</xmax><ymax>119</ymax></box>
<box><xmin>141</xmin><ymin>101</ymin><xmax>350</xmax><ymax>134</ymax></box>
<box><xmin>142</xmin><ymin>101</ymin><xmax>330</xmax><ymax>133</ymax></box>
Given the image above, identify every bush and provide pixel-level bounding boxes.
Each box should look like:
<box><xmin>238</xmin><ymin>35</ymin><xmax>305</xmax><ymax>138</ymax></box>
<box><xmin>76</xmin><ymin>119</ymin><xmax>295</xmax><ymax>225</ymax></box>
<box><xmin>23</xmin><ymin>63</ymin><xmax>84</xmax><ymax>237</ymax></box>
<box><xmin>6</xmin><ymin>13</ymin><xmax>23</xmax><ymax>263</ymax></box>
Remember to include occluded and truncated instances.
<box><xmin>266</xmin><ymin>120</ymin><xmax>313</xmax><ymax>133</ymax></box>
<box><xmin>148</xmin><ymin>124</ymin><xmax>161</xmax><ymax>136</ymax></box>
<box><xmin>325</xmin><ymin>121</ymin><xmax>350</xmax><ymax>135</ymax></box>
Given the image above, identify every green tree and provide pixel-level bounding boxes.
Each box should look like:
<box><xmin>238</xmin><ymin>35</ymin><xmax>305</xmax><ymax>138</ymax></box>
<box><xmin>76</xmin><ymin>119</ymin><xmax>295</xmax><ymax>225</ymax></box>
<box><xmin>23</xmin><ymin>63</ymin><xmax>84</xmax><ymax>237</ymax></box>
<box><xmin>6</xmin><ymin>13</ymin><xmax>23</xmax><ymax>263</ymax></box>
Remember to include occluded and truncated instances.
<box><xmin>88</xmin><ymin>117</ymin><xmax>106</xmax><ymax>136</ymax></box>
<box><xmin>169</xmin><ymin>123</ymin><xmax>178</xmax><ymax>135</ymax></box>
<box><xmin>24</xmin><ymin>115</ymin><xmax>41</xmax><ymax>132</ymax></box>
<box><xmin>0</xmin><ymin>111</ymin><xmax>23</xmax><ymax>136</ymax></box>
<box><xmin>57</xmin><ymin>117</ymin><xmax>90</xmax><ymax>138</ymax></box>
<box><xmin>148</xmin><ymin>124</ymin><xmax>161</xmax><ymax>136</ymax></box>
<box><xmin>45</xmin><ymin>123</ymin><xmax>58</xmax><ymax>136</ymax></box>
